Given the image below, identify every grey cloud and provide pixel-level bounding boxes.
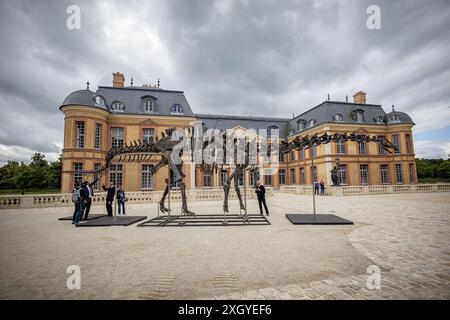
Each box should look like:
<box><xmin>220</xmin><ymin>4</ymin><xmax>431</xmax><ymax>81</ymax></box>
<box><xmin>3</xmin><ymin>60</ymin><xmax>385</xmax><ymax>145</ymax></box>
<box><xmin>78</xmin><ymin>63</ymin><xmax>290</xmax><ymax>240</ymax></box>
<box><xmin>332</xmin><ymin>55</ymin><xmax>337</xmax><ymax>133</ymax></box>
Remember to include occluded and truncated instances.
<box><xmin>0</xmin><ymin>0</ymin><xmax>449</xmax><ymax>163</ymax></box>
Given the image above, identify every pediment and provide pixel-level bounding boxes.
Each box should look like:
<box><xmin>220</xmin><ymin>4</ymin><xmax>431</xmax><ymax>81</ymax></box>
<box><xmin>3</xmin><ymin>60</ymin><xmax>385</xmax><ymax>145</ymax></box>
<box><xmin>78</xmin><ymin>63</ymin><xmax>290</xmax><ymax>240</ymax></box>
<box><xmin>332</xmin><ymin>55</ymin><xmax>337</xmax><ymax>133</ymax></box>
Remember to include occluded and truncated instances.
<box><xmin>138</xmin><ymin>119</ymin><xmax>159</xmax><ymax>126</ymax></box>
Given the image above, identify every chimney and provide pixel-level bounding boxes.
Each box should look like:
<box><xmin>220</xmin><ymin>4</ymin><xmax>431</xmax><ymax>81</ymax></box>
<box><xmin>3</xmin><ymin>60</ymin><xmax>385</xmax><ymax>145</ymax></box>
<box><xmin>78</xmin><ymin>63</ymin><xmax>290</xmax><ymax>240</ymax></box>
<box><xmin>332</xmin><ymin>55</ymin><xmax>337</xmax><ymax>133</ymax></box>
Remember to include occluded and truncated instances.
<box><xmin>112</xmin><ymin>72</ymin><xmax>125</xmax><ymax>88</ymax></box>
<box><xmin>353</xmin><ymin>91</ymin><xmax>366</xmax><ymax>104</ymax></box>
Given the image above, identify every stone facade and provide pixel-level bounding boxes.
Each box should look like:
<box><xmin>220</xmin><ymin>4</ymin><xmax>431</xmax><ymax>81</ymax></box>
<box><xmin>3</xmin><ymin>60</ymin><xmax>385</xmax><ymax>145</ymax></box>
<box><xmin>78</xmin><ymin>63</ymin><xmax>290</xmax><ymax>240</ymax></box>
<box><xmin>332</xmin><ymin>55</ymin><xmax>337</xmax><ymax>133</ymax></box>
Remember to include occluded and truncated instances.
<box><xmin>60</xmin><ymin>72</ymin><xmax>416</xmax><ymax>193</ymax></box>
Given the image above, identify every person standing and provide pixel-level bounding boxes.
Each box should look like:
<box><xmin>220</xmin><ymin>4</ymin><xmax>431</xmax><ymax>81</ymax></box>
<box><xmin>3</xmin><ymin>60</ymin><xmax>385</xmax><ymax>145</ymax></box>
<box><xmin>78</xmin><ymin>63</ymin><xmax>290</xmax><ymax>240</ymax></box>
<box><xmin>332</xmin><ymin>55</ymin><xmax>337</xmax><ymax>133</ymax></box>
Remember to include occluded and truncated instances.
<box><xmin>102</xmin><ymin>182</ymin><xmax>116</xmax><ymax>217</ymax></box>
<box><xmin>314</xmin><ymin>180</ymin><xmax>320</xmax><ymax>195</ymax></box>
<box><xmin>319</xmin><ymin>180</ymin><xmax>325</xmax><ymax>195</ymax></box>
<box><xmin>71</xmin><ymin>182</ymin><xmax>82</xmax><ymax>225</ymax></box>
<box><xmin>255</xmin><ymin>181</ymin><xmax>269</xmax><ymax>216</ymax></box>
<box><xmin>116</xmin><ymin>187</ymin><xmax>126</xmax><ymax>215</ymax></box>
<box><xmin>80</xmin><ymin>177</ymin><xmax>99</xmax><ymax>221</ymax></box>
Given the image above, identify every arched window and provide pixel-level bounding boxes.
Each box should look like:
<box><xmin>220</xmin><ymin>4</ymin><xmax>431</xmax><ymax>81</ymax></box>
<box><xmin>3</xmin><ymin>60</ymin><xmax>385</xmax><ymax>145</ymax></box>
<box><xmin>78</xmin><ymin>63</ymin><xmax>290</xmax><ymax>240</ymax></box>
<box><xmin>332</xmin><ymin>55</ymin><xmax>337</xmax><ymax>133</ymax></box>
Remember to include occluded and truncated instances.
<box><xmin>309</xmin><ymin>119</ymin><xmax>316</xmax><ymax>127</ymax></box>
<box><xmin>171</xmin><ymin>104</ymin><xmax>183</xmax><ymax>115</ymax></box>
<box><xmin>388</xmin><ymin>114</ymin><xmax>400</xmax><ymax>123</ymax></box>
<box><xmin>94</xmin><ymin>95</ymin><xmax>105</xmax><ymax>106</ymax></box>
<box><xmin>375</xmin><ymin>116</ymin><xmax>384</xmax><ymax>124</ymax></box>
<box><xmin>334</xmin><ymin>114</ymin><xmax>343</xmax><ymax>122</ymax></box>
<box><xmin>141</xmin><ymin>96</ymin><xmax>157</xmax><ymax>113</ymax></box>
<box><xmin>352</xmin><ymin>109</ymin><xmax>365</xmax><ymax>123</ymax></box>
<box><xmin>267</xmin><ymin>125</ymin><xmax>279</xmax><ymax>138</ymax></box>
<box><xmin>111</xmin><ymin>101</ymin><xmax>125</xmax><ymax>112</ymax></box>
<box><xmin>297</xmin><ymin>119</ymin><xmax>306</xmax><ymax>131</ymax></box>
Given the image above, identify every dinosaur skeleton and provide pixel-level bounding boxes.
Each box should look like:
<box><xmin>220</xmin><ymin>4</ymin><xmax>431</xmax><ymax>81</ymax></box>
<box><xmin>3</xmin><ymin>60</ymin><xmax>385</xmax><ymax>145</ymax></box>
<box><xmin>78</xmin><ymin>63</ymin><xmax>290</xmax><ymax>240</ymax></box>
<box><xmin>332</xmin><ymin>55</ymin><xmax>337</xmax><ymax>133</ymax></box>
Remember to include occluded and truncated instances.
<box><xmin>67</xmin><ymin>128</ymin><xmax>397</xmax><ymax>217</ymax></box>
<box><xmin>280</xmin><ymin>131</ymin><xmax>398</xmax><ymax>154</ymax></box>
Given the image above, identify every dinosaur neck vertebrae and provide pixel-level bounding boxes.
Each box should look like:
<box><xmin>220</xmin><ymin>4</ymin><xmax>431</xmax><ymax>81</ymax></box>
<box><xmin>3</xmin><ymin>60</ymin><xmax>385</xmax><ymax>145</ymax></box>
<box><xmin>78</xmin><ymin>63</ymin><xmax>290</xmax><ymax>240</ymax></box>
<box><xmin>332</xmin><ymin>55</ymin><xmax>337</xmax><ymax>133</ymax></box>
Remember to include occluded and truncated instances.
<box><xmin>69</xmin><ymin>128</ymin><xmax>397</xmax><ymax>216</ymax></box>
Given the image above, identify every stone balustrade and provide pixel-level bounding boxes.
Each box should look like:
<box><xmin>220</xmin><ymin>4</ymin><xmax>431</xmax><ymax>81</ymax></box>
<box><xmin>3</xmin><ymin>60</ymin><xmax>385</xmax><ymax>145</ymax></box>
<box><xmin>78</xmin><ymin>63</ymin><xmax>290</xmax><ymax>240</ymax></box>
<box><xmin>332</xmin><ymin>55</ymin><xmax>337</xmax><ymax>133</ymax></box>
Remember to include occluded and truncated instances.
<box><xmin>279</xmin><ymin>184</ymin><xmax>450</xmax><ymax>196</ymax></box>
<box><xmin>0</xmin><ymin>187</ymin><xmax>273</xmax><ymax>209</ymax></box>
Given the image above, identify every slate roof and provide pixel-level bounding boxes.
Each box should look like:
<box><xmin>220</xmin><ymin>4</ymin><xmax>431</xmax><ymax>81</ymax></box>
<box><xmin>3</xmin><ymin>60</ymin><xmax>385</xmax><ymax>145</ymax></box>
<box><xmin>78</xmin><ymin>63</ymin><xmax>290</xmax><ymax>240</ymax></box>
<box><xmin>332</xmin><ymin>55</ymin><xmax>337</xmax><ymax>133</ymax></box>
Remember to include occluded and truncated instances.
<box><xmin>61</xmin><ymin>86</ymin><xmax>414</xmax><ymax>136</ymax></box>
<box><xmin>287</xmin><ymin>101</ymin><xmax>414</xmax><ymax>136</ymax></box>
<box><xmin>195</xmin><ymin>114</ymin><xmax>290</xmax><ymax>138</ymax></box>
<box><xmin>61</xmin><ymin>86</ymin><xmax>194</xmax><ymax>117</ymax></box>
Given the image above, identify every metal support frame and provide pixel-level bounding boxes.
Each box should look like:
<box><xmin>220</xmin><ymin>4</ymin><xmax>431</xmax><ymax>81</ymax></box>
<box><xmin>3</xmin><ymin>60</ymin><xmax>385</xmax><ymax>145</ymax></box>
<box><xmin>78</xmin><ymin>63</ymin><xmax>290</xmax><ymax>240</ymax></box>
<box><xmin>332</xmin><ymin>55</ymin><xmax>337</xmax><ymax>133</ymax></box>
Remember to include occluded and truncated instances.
<box><xmin>137</xmin><ymin>214</ymin><xmax>270</xmax><ymax>227</ymax></box>
<box><xmin>311</xmin><ymin>150</ymin><xmax>316</xmax><ymax>219</ymax></box>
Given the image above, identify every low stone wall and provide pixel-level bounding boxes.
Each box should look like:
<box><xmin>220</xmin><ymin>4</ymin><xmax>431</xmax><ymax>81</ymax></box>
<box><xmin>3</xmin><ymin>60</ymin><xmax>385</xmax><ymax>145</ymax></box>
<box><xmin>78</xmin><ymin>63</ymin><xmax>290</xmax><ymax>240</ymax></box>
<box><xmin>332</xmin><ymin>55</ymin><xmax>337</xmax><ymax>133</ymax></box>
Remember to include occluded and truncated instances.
<box><xmin>0</xmin><ymin>187</ymin><xmax>273</xmax><ymax>209</ymax></box>
<box><xmin>279</xmin><ymin>184</ymin><xmax>450</xmax><ymax>196</ymax></box>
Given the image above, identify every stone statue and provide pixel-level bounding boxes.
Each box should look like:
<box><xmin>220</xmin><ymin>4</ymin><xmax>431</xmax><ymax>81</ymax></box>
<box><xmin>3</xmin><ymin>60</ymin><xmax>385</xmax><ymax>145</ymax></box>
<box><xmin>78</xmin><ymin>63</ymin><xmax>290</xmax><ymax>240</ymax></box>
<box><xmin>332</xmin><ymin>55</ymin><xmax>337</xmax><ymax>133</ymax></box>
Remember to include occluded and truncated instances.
<box><xmin>330</xmin><ymin>166</ymin><xmax>339</xmax><ymax>186</ymax></box>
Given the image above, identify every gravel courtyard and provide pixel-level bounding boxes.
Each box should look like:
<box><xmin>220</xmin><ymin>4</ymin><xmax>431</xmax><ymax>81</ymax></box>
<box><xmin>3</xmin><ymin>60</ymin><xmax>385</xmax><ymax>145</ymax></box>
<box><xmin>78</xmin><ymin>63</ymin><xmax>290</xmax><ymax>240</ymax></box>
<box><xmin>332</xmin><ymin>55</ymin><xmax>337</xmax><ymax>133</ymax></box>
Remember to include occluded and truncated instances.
<box><xmin>0</xmin><ymin>192</ymin><xmax>449</xmax><ymax>300</ymax></box>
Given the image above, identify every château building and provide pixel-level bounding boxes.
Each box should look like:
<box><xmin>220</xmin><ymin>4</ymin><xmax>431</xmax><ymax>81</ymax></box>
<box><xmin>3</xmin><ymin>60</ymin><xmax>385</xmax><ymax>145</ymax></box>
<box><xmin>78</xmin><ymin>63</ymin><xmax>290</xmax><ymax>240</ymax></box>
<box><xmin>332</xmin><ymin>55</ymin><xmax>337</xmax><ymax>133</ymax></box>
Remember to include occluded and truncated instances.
<box><xmin>59</xmin><ymin>72</ymin><xmax>416</xmax><ymax>193</ymax></box>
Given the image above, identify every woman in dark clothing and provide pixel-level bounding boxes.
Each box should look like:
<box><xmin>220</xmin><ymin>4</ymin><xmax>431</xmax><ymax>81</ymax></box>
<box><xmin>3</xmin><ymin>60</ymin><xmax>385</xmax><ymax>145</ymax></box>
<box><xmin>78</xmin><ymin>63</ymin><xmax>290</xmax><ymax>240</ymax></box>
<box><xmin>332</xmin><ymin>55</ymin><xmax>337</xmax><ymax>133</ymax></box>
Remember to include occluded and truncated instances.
<box><xmin>255</xmin><ymin>181</ymin><xmax>269</xmax><ymax>216</ymax></box>
<box><xmin>116</xmin><ymin>187</ymin><xmax>126</xmax><ymax>215</ymax></box>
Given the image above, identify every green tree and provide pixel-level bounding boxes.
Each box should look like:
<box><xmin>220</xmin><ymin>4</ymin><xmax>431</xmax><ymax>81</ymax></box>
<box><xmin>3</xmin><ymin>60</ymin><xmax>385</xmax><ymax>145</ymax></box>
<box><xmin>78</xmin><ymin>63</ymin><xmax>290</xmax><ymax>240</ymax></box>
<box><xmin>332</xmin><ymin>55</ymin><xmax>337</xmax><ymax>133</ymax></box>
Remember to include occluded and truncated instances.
<box><xmin>13</xmin><ymin>163</ymin><xmax>32</xmax><ymax>194</ymax></box>
<box><xmin>415</xmin><ymin>159</ymin><xmax>434</xmax><ymax>178</ymax></box>
<box><xmin>28</xmin><ymin>153</ymin><xmax>49</xmax><ymax>189</ymax></box>
<box><xmin>0</xmin><ymin>161</ymin><xmax>20</xmax><ymax>189</ymax></box>
<box><xmin>44</xmin><ymin>155</ymin><xmax>62</xmax><ymax>189</ymax></box>
<box><xmin>437</xmin><ymin>161</ymin><xmax>450</xmax><ymax>179</ymax></box>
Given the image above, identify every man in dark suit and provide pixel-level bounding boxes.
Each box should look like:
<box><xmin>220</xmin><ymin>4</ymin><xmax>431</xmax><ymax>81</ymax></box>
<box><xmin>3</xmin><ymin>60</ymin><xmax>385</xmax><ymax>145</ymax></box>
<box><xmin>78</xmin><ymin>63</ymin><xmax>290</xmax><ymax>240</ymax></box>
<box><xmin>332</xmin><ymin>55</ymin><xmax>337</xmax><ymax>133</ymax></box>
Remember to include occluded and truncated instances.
<box><xmin>80</xmin><ymin>177</ymin><xmax>99</xmax><ymax>221</ymax></box>
<box><xmin>102</xmin><ymin>182</ymin><xmax>116</xmax><ymax>217</ymax></box>
<box><xmin>255</xmin><ymin>181</ymin><xmax>269</xmax><ymax>216</ymax></box>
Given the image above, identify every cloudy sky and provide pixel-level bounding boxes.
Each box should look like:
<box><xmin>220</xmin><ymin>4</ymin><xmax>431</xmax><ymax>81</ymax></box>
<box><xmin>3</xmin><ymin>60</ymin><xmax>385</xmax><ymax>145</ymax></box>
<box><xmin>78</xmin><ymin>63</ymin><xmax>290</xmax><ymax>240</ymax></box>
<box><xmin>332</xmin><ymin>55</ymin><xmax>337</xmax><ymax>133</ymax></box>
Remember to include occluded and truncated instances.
<box><xmin>0</xmin><ymin>0</ymin><xmax>449</xmax><ymax>165</ymax></box>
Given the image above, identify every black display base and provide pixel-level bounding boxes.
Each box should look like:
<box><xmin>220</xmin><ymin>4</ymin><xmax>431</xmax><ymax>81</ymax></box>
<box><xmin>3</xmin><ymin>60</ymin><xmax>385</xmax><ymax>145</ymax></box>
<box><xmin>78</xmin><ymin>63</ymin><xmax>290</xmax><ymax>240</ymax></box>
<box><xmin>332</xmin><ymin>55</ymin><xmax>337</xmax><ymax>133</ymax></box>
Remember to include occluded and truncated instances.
<box><xmin>58</xmin><ymin>214</ymin><xmax>106</xmax><ymax>221</ymax></box>
<box><xmin>138</xmin><ymin>214</ymin><xmax>271</xmax><ymax>227</ymax></box>
<box><xmin>75</xmin><ymin>215</ymin><xmax>147</xmax><ymax>227</ymax></box>
<box><xmin>285</xmin><ymin>214</ymin><xmax>353</xmax><ymax>225</ymax></box>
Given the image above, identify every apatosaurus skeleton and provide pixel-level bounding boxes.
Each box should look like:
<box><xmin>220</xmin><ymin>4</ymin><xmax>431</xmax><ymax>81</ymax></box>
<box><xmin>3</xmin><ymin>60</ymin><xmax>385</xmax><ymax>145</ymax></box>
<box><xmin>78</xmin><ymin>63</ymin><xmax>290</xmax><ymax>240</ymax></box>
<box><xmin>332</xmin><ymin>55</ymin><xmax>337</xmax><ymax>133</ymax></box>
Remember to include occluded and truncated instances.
<box><xmin>75</xmin><ymin>128</ymin><xmax>194</xmax><ymax>215</ymax></box>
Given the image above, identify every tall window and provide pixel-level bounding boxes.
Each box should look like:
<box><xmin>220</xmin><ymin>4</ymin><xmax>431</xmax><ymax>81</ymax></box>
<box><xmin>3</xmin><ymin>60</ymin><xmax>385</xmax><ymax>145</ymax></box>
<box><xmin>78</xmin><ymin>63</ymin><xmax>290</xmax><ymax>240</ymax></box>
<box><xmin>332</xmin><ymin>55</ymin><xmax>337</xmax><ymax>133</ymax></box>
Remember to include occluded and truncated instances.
<box><xmin>392</xmin><ymin>135</ymin><xmax>400</xmax><ymax>154</ymax></box>
<box><xmin>311</xmin><ymin>146</ymin><xmax>317</xmax><ymax>158</ymax></box>
<box><xmin>267</xmin><ymin>125</ymin><xmax>278</xmax><ymax>139</ymax></box>
<box><xmin>279</xmin><ymin>169</ymin><xmax>286</xmax><ymax>185</ymax></box>
<box><xmin>250</xmin><ymin>172</ymin><xmax>255</xmax><ymax>186</ymax></box>
<box><xmin>395</xmin><ymin>164</ymin><xmax>403</xmax><ymax>184</ymax></box>
<box><xmin>220</xmin><ymin>171</ymin><xmax>228</xmax><ymax>186</ymax></box>
<box><xmin>290</xmin><ymin>168</ymin><xmax>296</xmax><ymax>184</ymax></box>
<box><xmin>338</xmin><ymin>165</ymin><xmax>347</xmax><ymax>185</ymax></box>
<box><xmin>279</xmin><ymin>152</ymin><xmax>285</xmax><ymax>162</ymax></box>
<box><xmin>380</xmin><ymin>164</ymin><xmax>389</xmax><ymax>184</ymax></box>
<box><xmin>75</xmin><ymin>121</ymin><xmax>85</xmax><ymax>148</ymax></box>
<box><xmin>238</xmin><ymin>171</ymin><xmax>244</xmax><ymax>186</ymax></box>
<box><xmin>405</xmin><ymin>134</ymin><xmax>412</xmax><ymax>154</ymax></box>
<box><xmin>336</xmin><ymin>141</ymin><xmax>346</xmax><ymax>154</ymax></box>
<box><xmin>359</xmin><ymin>164</ymin><xmax>369</xmax><ymax>185</ymax></box>
<box><xmin>299</xmin><ymin>149</ymin><xmax>304</xmax><ymax>160</ymax></box>
<box><xmin>300</xmin><ymin>167</ymin><xmax>305</xmax><ymax>184</ymax></box>
<box><xmin>93</xmin><ymin>163</ymin><xmax>101</xmax><ymax>190</ymax></box>
<box><xmin>265</xmin><ymin>175</ymin><xmax>272</xmax><ymax>186</ymax></box>
<box><xmin>94</xmin><ymin>123</ymin><xmax>101</xmax><ymax>150</ymax></box>
<box><xmin>312</xmin><ymin>166</ymin><xmax>318</xmax><ymax>182</ymax></box>
<box><xmin>73</xmin><ymin>163</ymin><xmax>83</xmax><ymax>187</ymax></box>
<box><xmin>355</xmin><ymin>112</ymin><xmax>364</xmax><ymax>123</ymax></box>
<box><xmin>409</xmin><ymin>163</ymin><xmax>415</xmax><ymax>184</ymax></box>
<box><xmin>378</xmin><ymin>135</ymin><xmax>387</xmax><ymax>155</ymax></box>
<box><xmin>203</xmin><ymin>172</ymin><xmax>212</xmax><ymax>187</ymax></box>
<box><xmin>144</xmin><ymin>100</ymin><xmax>154</xmax><ymax>112</ymax></box>
<box><xmin>142</xmin><ymin>128</ymin><xmax>155</xmax><ymax>143</ymax></box>
<box><xmin>141</xmin><ymin>165</ymin><xmax>154</xmax><ymax>191</ymax></box>
<box><xmin>358</xmin><ymin>141</ymin><xmax>366</xmax><ymax>155</ymax></box>
<box><xmin>109</xmin><ymin>164</ymin><xmax>123</xmax><ymax>188</ymax></box>
<box><xmin>291</xmin><ymin>151</ymin><xmax>296</xmax><ymax>161</ymax></box>
<box><xmin>111</xmin><ymin>128</ymin><xmax>124</xmax><ymax>148</ymax></box>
